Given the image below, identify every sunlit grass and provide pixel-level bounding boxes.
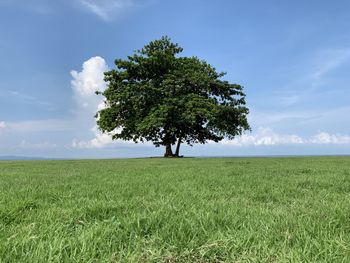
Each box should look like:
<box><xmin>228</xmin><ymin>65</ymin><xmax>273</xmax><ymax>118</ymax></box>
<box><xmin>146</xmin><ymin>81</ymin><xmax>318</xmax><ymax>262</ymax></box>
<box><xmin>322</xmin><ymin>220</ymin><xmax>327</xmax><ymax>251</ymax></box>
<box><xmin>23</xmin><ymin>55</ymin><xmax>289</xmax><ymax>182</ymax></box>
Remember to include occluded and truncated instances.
<box><xmin>1</xmin><ymin>157</ymin><xmax>350</xmax><ymax>262</ymax></box>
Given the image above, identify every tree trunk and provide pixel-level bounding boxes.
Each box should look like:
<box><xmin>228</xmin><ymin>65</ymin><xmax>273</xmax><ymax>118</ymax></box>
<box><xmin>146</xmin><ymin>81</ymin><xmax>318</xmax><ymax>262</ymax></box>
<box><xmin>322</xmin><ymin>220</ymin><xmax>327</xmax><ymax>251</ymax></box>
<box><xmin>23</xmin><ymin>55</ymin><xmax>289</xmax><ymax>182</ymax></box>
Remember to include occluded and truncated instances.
<box><xmin>174</xmin><ymin>136</ymin><xmax>182</xmax><ymax>157</ymax></box>
<box><xmin>164</xmin><ymin>143</ymin><xmax>174</xmax><ymax>157</ymax></box>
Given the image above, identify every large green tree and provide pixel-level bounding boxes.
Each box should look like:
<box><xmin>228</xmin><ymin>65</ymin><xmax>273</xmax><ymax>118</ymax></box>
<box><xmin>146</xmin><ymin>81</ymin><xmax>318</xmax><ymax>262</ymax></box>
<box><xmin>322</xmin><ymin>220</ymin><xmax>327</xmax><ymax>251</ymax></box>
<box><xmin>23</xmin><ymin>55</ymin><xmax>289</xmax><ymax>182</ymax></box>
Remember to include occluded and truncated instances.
<box><xmin>96</xmin><ymin>37</ymin><xmax>250</xmax><ymax>157</ymax></box>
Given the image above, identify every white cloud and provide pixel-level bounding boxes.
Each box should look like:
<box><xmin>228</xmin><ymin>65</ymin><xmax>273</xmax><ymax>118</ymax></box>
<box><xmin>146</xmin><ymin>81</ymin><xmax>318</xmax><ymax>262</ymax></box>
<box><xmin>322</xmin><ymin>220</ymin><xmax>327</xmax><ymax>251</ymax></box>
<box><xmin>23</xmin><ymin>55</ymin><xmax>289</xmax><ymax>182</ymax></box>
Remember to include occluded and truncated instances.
<box><xmin>0</xmin><ymin>121</ymin><xmax>6</xmax><ymax>136</ymax></box>
<box><xmin>72</xmin><ymin>134</ymin><xmax>111</xmax><ymax>149</ymax></box>
<box><xmin>0</xmin><ymin>121</ymin><xmax>6</xmax><ymax>129</ymax></box>
<box><xmin>310</xmin><ymin>132</ymin><xmax>350</xmax><ymax>144</ymax></box>
<box><xmin>222</xmin><ymin>127</ymin><xmax>304</xmax><ymax>146</ymax></box>
<box><xmin>71</xmin><ymin>56</ymin><xmax>116</xmax><ymax>148</ymax></box>
<box><xmin>70</xmin><ymin>55</ymin><xmax>109</xmax><ymax>130</ymax></box>
<box><xmin>220</xmin><ymin>127</ymin><xmax>350</xmax><ymax>147</ymax></box>
<box><xmin>0</xmin><ymin>57</ymin><xmax>113</xmax><ymax>152</ymax></box>
<box><xmin>72</xmin><ymin>126</ymin><xmax>113</xmax><ymax>149</ymax></box>
<box><xmin>78</xmin><ymin>0</ymin><xmax>137</xmax><ymax>21</ymax></box>
<box><xmin>71</xmin><ymin>125</ymin><xmax>136</xmax><ymax>149</ymax></box>
<box><xmin>71</xmin><ymin>56</ymin><xmax>108</xmax><ymax>98</ymax></box>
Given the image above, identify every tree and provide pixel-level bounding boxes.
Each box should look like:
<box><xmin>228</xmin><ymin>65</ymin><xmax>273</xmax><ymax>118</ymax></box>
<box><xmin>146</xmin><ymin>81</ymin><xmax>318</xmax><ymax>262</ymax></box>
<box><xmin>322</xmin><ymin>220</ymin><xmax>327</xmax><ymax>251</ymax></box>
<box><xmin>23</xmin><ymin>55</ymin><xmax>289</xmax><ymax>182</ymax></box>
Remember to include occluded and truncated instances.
<box><xmin>96</xmin><ymin>36</ymin><xmax>250</xmax><ymax>157</ymax></box>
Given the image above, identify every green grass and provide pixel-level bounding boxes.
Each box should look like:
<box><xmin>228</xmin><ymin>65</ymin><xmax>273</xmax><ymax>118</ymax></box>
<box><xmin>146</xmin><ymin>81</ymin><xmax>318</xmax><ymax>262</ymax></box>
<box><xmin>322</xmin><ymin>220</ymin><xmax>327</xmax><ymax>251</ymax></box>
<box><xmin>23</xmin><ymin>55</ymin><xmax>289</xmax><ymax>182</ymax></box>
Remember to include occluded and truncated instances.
<box><xmin>0</xmin><ymin>157</ymin><xmax>350</xmax><ymax>262</ymax></box>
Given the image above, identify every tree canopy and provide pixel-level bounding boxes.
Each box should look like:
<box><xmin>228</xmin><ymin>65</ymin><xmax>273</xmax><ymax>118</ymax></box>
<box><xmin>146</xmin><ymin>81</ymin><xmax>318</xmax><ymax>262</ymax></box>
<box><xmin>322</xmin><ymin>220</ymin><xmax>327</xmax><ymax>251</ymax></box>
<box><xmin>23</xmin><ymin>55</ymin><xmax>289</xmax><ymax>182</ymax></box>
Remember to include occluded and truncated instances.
<box><xmin>96</xmin><ymin>36</ymin><xmax>250</xmax><ymax>157</ymax></box>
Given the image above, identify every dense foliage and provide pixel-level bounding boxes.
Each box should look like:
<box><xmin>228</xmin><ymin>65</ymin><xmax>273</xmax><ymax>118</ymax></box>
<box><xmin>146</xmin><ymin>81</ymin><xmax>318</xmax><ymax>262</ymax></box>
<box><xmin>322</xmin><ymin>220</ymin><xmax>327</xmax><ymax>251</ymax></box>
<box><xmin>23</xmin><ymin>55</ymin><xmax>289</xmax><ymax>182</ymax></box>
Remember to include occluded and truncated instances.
<box><xmin>97</xmin><ymin>37</ymin><xmax>250</xmax><ymax>156</ymax></box>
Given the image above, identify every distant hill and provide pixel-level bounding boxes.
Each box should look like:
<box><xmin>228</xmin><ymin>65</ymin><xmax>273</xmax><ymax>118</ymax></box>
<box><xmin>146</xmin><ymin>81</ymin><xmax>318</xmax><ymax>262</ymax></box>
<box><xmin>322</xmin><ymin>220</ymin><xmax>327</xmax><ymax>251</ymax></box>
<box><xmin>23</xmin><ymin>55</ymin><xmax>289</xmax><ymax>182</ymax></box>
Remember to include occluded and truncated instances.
<box><xmin>0</xmin><ymin>156</ymin><xmax>47</xmax><ymax>160</ymax></box>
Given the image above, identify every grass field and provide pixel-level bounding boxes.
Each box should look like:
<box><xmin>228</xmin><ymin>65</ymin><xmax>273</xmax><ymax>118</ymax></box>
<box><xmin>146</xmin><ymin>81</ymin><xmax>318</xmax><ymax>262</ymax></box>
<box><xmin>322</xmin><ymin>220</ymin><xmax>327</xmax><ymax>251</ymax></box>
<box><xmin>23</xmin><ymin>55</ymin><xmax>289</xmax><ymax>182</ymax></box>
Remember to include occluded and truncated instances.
<box><xmin>0</xmin><ymin>157</ymin><xmax>350</xmax><ymax>262</ymax></box>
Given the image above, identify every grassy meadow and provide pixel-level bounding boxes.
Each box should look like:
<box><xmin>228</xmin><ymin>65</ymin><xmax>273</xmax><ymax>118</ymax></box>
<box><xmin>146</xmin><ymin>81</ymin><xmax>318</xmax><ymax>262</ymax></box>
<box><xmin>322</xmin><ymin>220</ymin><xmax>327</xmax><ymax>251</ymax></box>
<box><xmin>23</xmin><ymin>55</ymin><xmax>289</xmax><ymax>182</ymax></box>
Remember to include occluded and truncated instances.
<box><xmin>0</xmin><ymin>157</ymin><xmax>350</xmax><ymax>262</ymax></box>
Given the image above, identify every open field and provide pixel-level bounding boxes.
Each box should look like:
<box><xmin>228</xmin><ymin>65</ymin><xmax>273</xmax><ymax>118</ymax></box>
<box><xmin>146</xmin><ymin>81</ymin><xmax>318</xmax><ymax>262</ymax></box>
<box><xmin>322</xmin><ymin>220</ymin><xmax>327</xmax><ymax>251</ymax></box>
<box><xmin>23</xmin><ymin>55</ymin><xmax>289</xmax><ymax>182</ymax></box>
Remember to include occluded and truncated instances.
<box><xmin>0</xmin><ymin>157</ymin><xmax>350</xmax><ymax>262</ymax></box>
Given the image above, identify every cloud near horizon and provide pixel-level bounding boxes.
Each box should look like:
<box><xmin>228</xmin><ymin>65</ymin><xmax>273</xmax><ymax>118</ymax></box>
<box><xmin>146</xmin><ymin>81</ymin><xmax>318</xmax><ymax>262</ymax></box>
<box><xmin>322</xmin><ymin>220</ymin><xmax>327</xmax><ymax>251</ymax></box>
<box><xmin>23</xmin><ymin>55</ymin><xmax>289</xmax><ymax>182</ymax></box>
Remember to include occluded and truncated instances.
<box><xmin>0</xmin><ymin>121</ymin><xmax>6</xmax><ymax>136</ymax></box>
<box><xmin>72</xmin><ymin>126</ymin><xmax>113</xmax><ymax>149</ymax></box>
<box><xmin>221</xmin><ymin>127</ymin><xmax>350</xmax><ymax>147</ymax></box>
<box><xmin>0</xmin><ymin>121</ymin><xmax>6</xmax><ymax>129</ymax></box>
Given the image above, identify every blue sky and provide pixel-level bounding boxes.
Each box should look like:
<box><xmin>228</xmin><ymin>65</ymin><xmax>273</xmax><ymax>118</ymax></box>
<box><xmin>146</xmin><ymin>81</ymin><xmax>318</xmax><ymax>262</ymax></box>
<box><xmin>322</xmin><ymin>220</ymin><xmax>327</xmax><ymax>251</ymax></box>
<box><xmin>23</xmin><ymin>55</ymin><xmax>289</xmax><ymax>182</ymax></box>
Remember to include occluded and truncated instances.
<box><xmin>0</xmin><ymin>0</ymin><xmax>350</xmax><ymax>158</ymax></box>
